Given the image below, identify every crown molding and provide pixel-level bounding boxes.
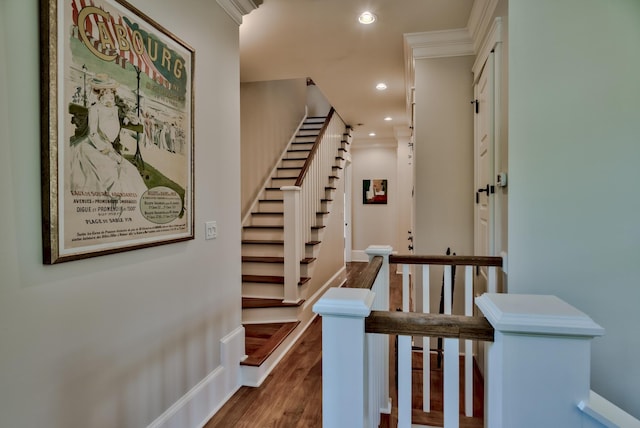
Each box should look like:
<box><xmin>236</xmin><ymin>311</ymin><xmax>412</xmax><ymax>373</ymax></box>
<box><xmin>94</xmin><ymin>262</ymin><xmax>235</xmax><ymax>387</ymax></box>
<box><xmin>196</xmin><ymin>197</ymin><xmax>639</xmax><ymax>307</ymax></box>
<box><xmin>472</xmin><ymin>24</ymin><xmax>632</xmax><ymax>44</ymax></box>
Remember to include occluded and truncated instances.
<box><xmin>468</xmin><ymin>0</ymin><xmax>500</xmax><ymax>52</ymax></box>
<box><xmin>403</xmin><ymin>28</ymin><xmax>474</xmax><ymax>60</ymax></box>
<box><xmin>216</xmin><ymin>0</ymin><xmax>261</xmax><ymax>25</ymax></box>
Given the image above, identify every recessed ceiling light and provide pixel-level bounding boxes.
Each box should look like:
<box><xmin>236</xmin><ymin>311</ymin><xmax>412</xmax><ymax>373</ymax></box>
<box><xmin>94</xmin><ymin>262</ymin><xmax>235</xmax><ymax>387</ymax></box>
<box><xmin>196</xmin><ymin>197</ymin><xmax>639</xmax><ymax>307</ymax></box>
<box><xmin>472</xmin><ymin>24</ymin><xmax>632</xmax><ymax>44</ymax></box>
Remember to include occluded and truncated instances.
<box><xmin>384</xmin><ymin>117</ymin><xmax>392</xmax><ymax>121</ymax></box>
<box><xmin>376</xmin><ymin>83</ymin><xmax>387</xmax><ymax>91</ymax></box>
<box><xmin>369</xmin><ymin>132</ymin><xmax>376</xmax><ymax>137</ymax></box>
<box><xmin>358</xmin><ymin>11</ymin><xmax>376</xmax><ymax>24</ymax></box>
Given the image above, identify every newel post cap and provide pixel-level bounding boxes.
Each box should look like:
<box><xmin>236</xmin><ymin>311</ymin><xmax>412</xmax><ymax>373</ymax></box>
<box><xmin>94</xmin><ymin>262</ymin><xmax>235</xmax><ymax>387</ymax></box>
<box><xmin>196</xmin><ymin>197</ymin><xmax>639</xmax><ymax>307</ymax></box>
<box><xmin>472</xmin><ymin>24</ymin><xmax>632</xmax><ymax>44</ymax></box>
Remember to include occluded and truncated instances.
<box><xmin>365</xmin><ymin>245</ymin><xmax>394</xmax><ymax>256</ymax></box>
<box><xmin>476</xmin><ymin>293</ymin><xmax>605</xmax><ymax>338</ymax></box>
<box><xmin>313</xmin><ymin>287</ymin><xmax>375</xmax><ymax>317</ymax></box>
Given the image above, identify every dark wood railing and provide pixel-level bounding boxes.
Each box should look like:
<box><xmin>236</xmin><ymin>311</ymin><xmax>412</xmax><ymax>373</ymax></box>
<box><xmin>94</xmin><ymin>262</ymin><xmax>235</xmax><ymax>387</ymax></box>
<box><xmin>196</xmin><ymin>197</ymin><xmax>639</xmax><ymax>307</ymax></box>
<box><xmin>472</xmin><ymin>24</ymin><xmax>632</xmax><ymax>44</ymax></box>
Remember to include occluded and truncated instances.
<box><xmin>366</xmin><ymin>311</ymin><xmax>494</xmax><ymax>341</ymax></box>
<box><xmin>390</xmin><ymin>254</ymin><xmax>503</xmax><ymax>267</ymax></box>
<box><xmin>295</xmin><ymin>107</ymin><xmax>335</xmax><ymax>186</ymax></box>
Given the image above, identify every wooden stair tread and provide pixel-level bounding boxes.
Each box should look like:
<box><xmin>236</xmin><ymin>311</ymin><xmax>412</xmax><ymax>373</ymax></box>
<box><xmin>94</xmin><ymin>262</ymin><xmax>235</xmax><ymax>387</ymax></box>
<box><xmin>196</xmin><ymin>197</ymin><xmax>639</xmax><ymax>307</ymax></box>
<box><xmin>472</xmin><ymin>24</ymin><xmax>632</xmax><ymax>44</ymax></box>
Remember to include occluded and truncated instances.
<box><xmin>251</xmin><ymin>211</ymin><xmax>283</xmax><ymax>216</ymax></box>
<box><xmin>242</xmin><ymin>275</ymin><xmax>310</xmax><ymax>285</ymax></box>
<box><xmin>242</xmin><ymin>256</ymin><xmax>316</xmax><ymax>264</ymax></box>
<box><xmin>242</xmin><ymin>297</ymin><xmax>306</xmax><ymax>308</ymax></box>
<box><xmin>241</xmin><ymin>321</ymin><xmax>300</xmax><ymax>367</ymax></box>
<box><xmin>242</xmin><ymin>239</ymin><xmax>284</xmax><ymax>245</ymax></box>
<box><xmin>259</xmin><ymin>198</ymin><xmax>284</xmax><ymax>203</ymax></box>
<box><xmin>243</xmin><ymin>240</ymin><xmax>321</xmax><ymax>246</ymax></box>
<box><xmin>243</xmin><ymin>225</ymin><xmax>283</xmax><ymax>229</ymax></box>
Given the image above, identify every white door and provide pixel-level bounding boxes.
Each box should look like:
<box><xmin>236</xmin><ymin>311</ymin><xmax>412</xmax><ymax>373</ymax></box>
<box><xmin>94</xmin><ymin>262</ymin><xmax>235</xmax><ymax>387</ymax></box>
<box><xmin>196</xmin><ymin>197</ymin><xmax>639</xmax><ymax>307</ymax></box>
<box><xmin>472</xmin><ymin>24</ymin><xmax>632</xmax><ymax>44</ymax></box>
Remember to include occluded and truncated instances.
<box><xmin>344</xmin><ymin>158</ymin><xmax>352</xmax><ymax>262</ymax></box>
<box><xmin>474</xmin><ymin>52</ymin><xmax>495</xmax><ymax>290</ymax></box>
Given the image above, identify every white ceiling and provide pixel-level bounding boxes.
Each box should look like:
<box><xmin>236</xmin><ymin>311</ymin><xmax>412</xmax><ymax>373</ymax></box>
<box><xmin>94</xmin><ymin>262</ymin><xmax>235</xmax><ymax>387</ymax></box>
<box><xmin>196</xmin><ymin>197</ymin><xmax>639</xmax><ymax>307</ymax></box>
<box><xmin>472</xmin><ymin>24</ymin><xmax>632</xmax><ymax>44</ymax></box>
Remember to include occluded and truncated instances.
<box><xmin>239</xmin><ymin>0</ymin><xmax>475</xmax><ymax>140</ymax></box>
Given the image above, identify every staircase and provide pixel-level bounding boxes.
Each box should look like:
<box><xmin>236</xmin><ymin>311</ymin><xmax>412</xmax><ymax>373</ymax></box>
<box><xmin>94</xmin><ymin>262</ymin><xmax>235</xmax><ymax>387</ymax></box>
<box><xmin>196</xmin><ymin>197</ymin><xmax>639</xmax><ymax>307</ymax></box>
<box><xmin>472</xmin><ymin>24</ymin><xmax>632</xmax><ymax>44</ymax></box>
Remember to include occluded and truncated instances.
<box><xmin>240</xmin><ymin>112</ymin><xmax>349</xmax><ymax>381</ymax></box>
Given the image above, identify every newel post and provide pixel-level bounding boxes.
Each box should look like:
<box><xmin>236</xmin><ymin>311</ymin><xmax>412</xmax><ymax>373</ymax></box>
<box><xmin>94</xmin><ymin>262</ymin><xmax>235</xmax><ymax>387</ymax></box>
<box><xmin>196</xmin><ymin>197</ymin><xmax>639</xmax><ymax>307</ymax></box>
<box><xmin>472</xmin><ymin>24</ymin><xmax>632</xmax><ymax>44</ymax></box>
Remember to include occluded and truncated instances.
<box><xmin>282</xmin><ymin>186</ymin><xmax>301</xmax><ymax>303</ymax></box>
<box><xmin>313</xmin><ymin>287</ymin><xmax>375</xmax><ymax>428</ymax></box>
<box><xmin>476</xmin><ymin>293</ymin><xmax>605</xmax><ymax>428</ymax></box>
<box><xmin>365</xmin><ymin>245</ymin><xmax>393</xmax><ymax>417</ymax></box>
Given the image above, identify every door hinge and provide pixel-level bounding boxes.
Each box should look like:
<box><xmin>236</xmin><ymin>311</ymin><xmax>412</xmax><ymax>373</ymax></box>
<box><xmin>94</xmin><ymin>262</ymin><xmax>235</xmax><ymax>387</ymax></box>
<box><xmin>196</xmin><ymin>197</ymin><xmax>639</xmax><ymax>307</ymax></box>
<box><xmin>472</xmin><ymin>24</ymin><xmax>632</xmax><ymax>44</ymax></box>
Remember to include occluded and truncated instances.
<box><xmin>471</xmin><ymin>99</ymin><xmax>479</xmax><ymax>114</ymax></box>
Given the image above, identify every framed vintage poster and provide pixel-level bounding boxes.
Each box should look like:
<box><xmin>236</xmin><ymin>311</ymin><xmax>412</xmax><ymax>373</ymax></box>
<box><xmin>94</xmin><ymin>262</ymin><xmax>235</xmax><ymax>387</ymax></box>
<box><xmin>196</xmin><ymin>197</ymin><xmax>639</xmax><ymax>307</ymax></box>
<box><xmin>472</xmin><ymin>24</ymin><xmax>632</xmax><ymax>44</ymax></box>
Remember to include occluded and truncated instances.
<box><xmin>40</xmin><ymin>0</ymin><xmax>195</xmax><ymax>264</ymax></box>
<box><xmin>363</xmin><ymin>179</ymin><xmax>387</xmax><ymax>204</ymax></box>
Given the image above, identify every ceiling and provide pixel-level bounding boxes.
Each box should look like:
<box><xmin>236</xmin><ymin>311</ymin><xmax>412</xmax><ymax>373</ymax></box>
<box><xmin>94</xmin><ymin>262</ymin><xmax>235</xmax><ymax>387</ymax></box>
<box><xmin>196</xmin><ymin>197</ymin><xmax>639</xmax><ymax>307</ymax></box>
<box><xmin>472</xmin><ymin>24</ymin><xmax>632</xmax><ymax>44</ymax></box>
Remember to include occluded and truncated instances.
<box><xmin>239</xmin><ymin>0</ymin><xmax>475</xmax><ymax>141</ymax></box>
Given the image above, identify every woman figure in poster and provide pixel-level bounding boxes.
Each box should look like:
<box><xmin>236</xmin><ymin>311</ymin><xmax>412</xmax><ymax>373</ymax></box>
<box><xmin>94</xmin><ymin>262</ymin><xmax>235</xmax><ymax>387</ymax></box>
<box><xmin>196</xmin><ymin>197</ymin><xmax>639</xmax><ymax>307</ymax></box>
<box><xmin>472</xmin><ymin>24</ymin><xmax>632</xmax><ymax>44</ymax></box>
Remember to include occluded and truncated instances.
<box><xmin>69</xmin><ymin>74</ymin><xmax>148</xmax><ymax>196</ymax></box>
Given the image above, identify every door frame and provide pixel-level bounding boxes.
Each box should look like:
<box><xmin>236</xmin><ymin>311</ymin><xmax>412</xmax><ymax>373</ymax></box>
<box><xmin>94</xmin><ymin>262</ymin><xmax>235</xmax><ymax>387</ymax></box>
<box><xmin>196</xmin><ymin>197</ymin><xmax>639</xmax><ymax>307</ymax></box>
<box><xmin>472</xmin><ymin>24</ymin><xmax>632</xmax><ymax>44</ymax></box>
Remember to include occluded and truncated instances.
<box><xmin>472</xmin><ymin>17</ymin><xmax>504</xmax><ymax>261</ymax></box>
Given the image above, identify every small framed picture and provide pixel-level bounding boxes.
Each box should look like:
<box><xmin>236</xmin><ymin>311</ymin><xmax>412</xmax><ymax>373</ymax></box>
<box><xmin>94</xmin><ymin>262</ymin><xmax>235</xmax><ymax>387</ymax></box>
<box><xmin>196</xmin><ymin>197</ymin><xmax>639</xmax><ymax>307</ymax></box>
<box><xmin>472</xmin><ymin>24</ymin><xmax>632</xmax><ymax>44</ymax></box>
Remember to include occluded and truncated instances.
<box><xmin>363</xmin><ymin>179</ymin><xmax>387</xmax><ymax>204</ymax></box>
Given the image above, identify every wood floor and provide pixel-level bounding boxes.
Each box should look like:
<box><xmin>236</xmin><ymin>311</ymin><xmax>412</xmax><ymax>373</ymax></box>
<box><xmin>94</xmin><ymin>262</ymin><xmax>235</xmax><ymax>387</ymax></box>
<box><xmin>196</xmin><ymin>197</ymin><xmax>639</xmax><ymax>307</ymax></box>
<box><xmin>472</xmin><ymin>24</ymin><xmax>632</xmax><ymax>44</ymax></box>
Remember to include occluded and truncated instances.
<box><xmin>204</xmin><ymin>263</ymin><xmax>484</xmax><ymax>427</ymax></box>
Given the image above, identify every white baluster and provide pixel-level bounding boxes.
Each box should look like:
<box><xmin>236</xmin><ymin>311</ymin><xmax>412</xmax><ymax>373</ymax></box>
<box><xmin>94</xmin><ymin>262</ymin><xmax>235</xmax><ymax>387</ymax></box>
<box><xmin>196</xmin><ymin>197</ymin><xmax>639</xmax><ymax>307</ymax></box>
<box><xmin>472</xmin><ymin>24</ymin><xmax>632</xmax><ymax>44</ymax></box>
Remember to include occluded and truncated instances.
<box><xmin>464</xmin><ymin>265</ymin><xmax>474</xmax><ymax>417</ymax></box>
<box><xmin>444</xmin><ymin>337</ymin><xmax>460</xmax><ymax>428</ymax></box>
<box><xmin>488</xmin><ymin>265</ymin><xmax>497</xmax><ymax>293</ymax></box>
<box><xmin>422</xmin><ymin>264</ymin><xmax>431</xmax><ymax>412</ymax></box>
<box><xmin>398</xmin><ymin>334</ymin><xmax>412</xmax><ymax>428</ymax></box>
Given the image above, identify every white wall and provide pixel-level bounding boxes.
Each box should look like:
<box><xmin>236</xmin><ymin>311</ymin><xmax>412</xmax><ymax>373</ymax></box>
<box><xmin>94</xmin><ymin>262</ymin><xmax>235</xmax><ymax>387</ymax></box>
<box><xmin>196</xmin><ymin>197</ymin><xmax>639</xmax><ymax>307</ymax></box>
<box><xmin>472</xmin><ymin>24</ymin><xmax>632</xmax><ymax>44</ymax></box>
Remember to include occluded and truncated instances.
<box><xmin>350</xmin><ymin>142</ymin><xmax>398</xmax><ymax>260</ymax></box>
<box><xmin>413</xmin><ymin>55</ymin><xmax>475</xmax><ymax>314</ymax></box>
<box><xmin>508</xmin><ymin>0</ymin><xmax>640</xmax><ymax>418</ymax></box>
<box><xmin>240</xmin><ymin>78</ymin><xmax>307</xmax><ymax>217</ymax></box>
<box><xmin>0</xmin><ymin>1</ymin><xmax>244</xmax><ymax>427</ymax></box>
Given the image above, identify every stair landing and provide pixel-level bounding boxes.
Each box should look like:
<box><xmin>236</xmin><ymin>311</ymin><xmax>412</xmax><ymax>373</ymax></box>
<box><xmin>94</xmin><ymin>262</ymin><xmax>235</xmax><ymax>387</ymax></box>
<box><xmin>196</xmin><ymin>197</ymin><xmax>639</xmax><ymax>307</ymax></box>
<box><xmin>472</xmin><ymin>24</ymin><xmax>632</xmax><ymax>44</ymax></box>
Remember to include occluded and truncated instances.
<box><xmin>242</xmin><ymin>321</ymin><xmax>300</xmax><ymax>367</ymax></box>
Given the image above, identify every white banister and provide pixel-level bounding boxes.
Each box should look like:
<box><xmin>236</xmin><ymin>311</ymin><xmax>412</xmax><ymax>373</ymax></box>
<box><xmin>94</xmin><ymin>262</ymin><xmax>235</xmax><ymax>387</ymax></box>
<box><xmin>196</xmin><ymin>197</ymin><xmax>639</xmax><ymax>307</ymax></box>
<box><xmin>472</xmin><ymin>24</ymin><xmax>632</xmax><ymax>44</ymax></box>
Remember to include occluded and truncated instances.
<box><xmin>578</xmin><ymin>390</ymin><xmax>640</xmax><ymax>428</ymax></box>
<box><xmin>422</xmin><ymin>265</ymin><xmax>431</xmax><ymax>413</ymax></box>
<box><xmin>476</xmin><ymin>293</ymin><xmax>605</xmax><ymax>428</ymax></box>
<box><xmin>313</xmin><ymin>287</ymin><xmax>376</xmax><ymax>428</ymax></box>
<box><xmin>282</xmin><ymin>186</ymin><xmax>301</xmax><ymax>303</ymax></box>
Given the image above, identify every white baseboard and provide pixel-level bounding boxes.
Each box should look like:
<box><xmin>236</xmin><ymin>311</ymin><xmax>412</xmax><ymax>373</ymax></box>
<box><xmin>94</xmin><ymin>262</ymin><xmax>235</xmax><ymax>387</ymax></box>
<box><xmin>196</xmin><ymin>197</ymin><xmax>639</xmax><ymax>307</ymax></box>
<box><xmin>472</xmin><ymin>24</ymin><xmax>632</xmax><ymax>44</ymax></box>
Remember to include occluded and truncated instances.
<box><xmin>146</xmin><ymin>326</ymin><xmax>245</xmax><ymax>428</ymax></box>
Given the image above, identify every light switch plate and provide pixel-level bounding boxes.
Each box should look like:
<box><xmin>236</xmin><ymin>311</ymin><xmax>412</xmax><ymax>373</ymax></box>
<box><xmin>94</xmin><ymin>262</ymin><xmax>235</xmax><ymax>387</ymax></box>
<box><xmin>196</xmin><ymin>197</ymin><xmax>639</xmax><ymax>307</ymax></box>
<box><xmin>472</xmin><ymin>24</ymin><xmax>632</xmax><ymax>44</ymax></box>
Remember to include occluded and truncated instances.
<box><xmin>205</xmin><ymin>221</ymin><xmax>217</xmax><ymax>240</ymax></box>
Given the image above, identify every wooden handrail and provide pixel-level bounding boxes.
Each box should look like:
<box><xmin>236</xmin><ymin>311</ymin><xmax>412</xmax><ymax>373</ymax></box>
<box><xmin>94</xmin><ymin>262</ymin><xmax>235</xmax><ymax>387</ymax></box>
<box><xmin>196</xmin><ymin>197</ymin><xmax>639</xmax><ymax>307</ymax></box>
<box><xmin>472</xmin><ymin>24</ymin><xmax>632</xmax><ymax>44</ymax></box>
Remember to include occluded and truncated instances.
<box><xmin>390</xmin><ymin>254</ymin><xmax>503</xmax><ymax>267</ymax></box>
<box><xmin>365</xmin><ymin>311</ymin><xmax>494</xmax><ymax>342</ymax></box>
<box><xmin>347</xmin><ymin>256</ymin><xmax>383</xmax><ymax>290</ymax></box>
<box><xmin>294</xmin><ymin>107</ymin><xmax>335</xmax><ymax>186</ymax></box>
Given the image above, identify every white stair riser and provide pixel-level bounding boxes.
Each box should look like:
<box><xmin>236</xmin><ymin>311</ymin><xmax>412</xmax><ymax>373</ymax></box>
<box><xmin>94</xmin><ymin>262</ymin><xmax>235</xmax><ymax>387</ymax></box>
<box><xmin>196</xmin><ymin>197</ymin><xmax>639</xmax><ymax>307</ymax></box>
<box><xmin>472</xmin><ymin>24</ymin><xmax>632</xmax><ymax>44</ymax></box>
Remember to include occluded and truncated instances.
<box><xmin>250</xmin><ymin>214</ymin><xmax>284</xmax><ymax>226</ymax></box>
<box><xmin>242</xmin><ymin>262</ymin><xmax>284</xmax><ymax>277</ymax></box>
<box><xmin>242</xmin><ymin>306</ymin><xmax>300</xmax><ymax>324</ymax></box>
<box><xmin>263</xmin><ymin>189</ymin><xmax>283</xmax><ymax>199</ymax></box>
<box><xmin>296</xmin><ymin>130</ymin><xmax>318</xmax><ymax>137</ymax></box>
<box><xmin>242</xmin><ymin>262</ymin><xmax>312</xmax><ymax>278</ymax></box>
<box><xmin>285</xmin><ymin>151</ymin><xmax>309</xmax><ymax>160</ymax></box>
<box><xmin>243</xmin><ymin>228</ymin><xmax>284</xmax><ymax>241</ymax></box>
<box><xmin>242</xmin><ymin>282</ymin><xmax>284</xmax><ymax>299</ymax></box>
<box><xmin>280</xmin><ymin>159</ymin><xmax>305</xmax><ymax>168</ymax></box>
<box><xmin>242</xmin><ymin>243</ymin><xmax>284</xmax><ymax>257</ymax></box>
<box><xmin>271</xmin><ymin>177</ymin><xmax>297</xmax><ymax>187</ymax></box>
<box><xmin>290</xmin><ymin>142</ymin><xmax>314</xmax><ymax>151</ymax></box>
<box><xmin>274</xmin><ymin>170</ymin><xmax>300</xmax><ymax>179</ymax></box>
<box><xmin>257</xmin><ymin>201</ymin><xmax>284</xmax><ymax>212</ymax></box>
